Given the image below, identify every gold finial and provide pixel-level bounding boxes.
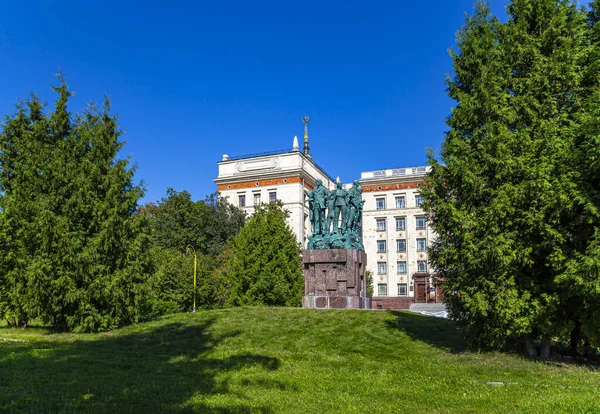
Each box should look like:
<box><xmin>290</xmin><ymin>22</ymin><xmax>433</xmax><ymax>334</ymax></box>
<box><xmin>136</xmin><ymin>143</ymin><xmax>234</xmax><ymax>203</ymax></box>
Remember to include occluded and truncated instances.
<box><xmin>302</xmin><ymin>115</ymin><xmax>310</xmax><ymax>154</ymax></box>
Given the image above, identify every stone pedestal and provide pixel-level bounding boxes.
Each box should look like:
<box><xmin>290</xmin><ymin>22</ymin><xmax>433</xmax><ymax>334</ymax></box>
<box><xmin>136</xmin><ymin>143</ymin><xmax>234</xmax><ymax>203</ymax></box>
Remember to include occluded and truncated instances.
<box><xmin>302</xmin><ymin>249</ymin><xmax>368</xmax><ymax>309</ymax></box>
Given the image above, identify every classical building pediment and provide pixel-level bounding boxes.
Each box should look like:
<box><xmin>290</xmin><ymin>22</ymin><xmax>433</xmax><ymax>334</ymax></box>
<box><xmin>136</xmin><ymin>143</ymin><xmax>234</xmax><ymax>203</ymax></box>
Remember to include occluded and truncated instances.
<box><xmin>235</xmin><ymin>157</ymin><xmax>279</xmax><ymax>173</ymax></box>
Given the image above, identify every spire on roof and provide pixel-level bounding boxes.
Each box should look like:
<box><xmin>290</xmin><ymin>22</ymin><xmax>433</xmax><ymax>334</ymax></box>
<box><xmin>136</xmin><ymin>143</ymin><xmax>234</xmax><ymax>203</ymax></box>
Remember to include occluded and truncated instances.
<box><xmin>302</xmin><ymin>115</ymin><xmax>310</xmax><ymax>155</ymax></box>
<box><xmin>293</xmin><ymin>135</ymin><xmax>299</xmax><ymax>151</ymax></box>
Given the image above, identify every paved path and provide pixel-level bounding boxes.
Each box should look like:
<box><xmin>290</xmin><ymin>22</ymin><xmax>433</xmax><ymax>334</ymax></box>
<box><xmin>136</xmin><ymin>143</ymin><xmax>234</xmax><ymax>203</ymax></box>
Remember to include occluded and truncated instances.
<box><xmin>409</xmin><ymin>302</ymin><xmax>448</xmax><ymax>318</ymax></box>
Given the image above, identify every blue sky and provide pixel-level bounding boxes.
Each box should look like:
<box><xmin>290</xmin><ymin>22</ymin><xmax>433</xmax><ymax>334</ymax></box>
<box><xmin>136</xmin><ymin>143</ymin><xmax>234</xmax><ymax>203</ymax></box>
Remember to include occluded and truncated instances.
<box><xmin>0</xmin><ymin>1</ymin><xmax>586</xmax><ymax>204</ymax></box>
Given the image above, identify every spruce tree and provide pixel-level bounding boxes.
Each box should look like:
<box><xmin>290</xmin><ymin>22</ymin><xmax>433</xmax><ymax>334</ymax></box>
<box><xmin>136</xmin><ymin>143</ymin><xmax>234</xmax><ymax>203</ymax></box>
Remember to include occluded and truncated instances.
<box><xmin>0</xmin><ymin>76</ymin><xmax>152</xmax><ymax>331</ymax></box>
<box><xmin>423</xmin><ymin>0</ymin><xmax>600</xmax><ymax>356</ymax></box>
<box><xmin>223</xmin><ymin>201</ymin><xmax>303</xmax><ymax>307</ymax></box>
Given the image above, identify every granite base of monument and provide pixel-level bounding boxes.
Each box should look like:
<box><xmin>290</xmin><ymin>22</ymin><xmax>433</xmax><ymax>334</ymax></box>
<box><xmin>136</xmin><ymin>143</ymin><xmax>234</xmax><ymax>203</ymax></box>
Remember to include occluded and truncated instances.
<box><xmin>302</xmin><ymin>249</ymin><xmax>368</xmax><ymax>309</ymax></box>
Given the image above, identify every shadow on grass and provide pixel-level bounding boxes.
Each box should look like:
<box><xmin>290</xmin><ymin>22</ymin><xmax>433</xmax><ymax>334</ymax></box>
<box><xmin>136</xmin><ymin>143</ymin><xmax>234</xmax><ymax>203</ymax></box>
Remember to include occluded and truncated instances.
<box><xmin>0</xmin><ymin>317</ymin><xmax>282</xmax><ymax>413</ymax></box>
<box><xmin>386</xmin><ymin>311</ymin><xmax>467</xmax><ymax>353</ymax></box>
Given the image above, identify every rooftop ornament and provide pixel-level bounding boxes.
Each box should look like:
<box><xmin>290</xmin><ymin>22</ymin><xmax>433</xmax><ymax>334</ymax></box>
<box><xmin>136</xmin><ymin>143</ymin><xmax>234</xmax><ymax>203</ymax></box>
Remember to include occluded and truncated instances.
<box><xmin>302</xmin><ymin>115</ymin><xmax>310</xmax><ymax>155</ymax></box>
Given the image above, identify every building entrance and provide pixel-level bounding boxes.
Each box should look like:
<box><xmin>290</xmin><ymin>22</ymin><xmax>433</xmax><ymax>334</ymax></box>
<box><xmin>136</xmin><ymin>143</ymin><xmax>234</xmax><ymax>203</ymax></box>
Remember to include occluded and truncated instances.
<box><xmin>416</xmin><ymin>283</ymin><xmax>427</xmax><ymax>302</ymax></box>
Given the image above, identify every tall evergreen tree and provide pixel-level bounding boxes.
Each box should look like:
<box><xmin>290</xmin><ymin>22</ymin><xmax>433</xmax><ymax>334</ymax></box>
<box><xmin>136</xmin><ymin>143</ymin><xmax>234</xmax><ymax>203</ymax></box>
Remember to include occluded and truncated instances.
<box><xmin>0</xmin><ymin>76</ymin><xmax>152</xmax><ymax>331</ymax></box>
<box><xmin>423</xmin><ymin>0</ymin><xmax>600</xmax><ymax>356</ymax></box>
<box><xmin>222</xmin><ymin>202</ymin><xmax>303</xmax><ymax>307</ymax></box>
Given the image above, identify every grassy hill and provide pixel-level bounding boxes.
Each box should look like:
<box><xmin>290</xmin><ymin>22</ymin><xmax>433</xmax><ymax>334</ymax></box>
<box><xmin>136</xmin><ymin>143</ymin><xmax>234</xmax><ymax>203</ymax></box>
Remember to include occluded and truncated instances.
<box><xmin>0</xmin><ymin>308</ymin><xmax>598</xmax><ymax>413</ymax></box>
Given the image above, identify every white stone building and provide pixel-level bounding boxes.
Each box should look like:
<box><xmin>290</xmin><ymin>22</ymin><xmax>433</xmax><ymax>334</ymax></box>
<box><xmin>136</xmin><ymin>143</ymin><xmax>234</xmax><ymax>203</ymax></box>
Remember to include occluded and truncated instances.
<box><xmin>359</xmin><ymin>166</ymin><xmax>440</xmax><ymax>309</ymax></box>
<box><xmin>213</xmin><ymin>137</ymin><xmax>335</xmax><ymax>248</ymax></box>
<box><xmin>214</xmin><ymin>132</ymin><xmax>439</xmax><ymax>309</ymax></box>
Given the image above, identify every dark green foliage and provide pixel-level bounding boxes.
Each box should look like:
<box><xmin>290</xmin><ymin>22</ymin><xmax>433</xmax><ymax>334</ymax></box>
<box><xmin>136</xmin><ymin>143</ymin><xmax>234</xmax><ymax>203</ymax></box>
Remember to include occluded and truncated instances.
<box><xmin>365</xmin><ymin>270</ymin><xmax>374</xmax><ymax>298</ymax></box>
<box><xmin>201</xmin><ymin>192</ymin><xmax>247</xmax><ymax>258</ymax></box>
<box><xmin>143</xmin><ymin>189</ymin><xmax>245</xmax><ymax>311</ymax></box>
<box><xmin>149</xmin><ymin>247</ymin><xmax>197</xmax><ymax>312</ymax></box>
<box><xmin>0</xmin><ymin>76</ymin><xmax>152</xmax><ymax>332</ymax></box>
<box><xmin>145</xmin><ymin>189</ymin><xmax>245</xmax><ymax>256</ymax></box>
<box><xmin>147</xmin><ymin>189</ymin><xmax>206</xmax><ymax>251</ymax></box>
<box><xmin>423</xmin><ymin>0</ymin><xmax>600</xmax><ymax>354</ymax></box>
<box><xmin>222</xmin><ymin>202</ymin><xmax>303</xmax><ymax>307</ymax></box>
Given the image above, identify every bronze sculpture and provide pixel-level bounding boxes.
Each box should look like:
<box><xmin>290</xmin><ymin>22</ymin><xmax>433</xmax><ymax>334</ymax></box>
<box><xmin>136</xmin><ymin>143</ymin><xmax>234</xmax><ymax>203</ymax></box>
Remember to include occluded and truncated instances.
<box><xmin>346</xmin><ymin>180</ymin><xmax>363</xmax><ymax>233</ymax></box>
<box><xmin>310</xmin><ymin>179</ymin><xmax>328</xmax><ymax>235</ymax></box>
<box><xmin>306</xmin><ymin>179</ymin><xmax>364</xmax><ymax>251</ymax></box>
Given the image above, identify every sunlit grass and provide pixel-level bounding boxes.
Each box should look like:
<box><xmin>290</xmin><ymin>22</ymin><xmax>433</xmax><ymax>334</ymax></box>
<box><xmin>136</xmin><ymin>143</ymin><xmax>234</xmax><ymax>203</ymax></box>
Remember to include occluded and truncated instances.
<box><xmin>1</xmin><ymin>308</ymin><xmax>598</xmax><ymax>413</ymax></box>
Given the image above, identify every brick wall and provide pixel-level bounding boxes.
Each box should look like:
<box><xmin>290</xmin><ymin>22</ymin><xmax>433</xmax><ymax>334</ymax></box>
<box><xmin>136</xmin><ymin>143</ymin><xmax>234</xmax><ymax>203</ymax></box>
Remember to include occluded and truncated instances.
<box><xmin>370</xmin><ymin>296</ymin><xmax>414</xmax><ymax>310</ymax></box>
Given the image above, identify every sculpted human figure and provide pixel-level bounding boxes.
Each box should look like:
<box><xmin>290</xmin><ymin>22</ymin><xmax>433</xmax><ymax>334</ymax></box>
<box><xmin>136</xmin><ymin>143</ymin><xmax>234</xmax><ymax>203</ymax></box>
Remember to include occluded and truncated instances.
<box><xmin>305</xmin><ymin>178</ymin><xmax>365</xmax><ymax>251</ymax></box>
<box><xmin>325</xmin><ymin>188</ymin><xmax>336</xmax><ymax>234</ymax></box>
<box><xmin>332</xmin><ymin>182</ymin><xmax>348</xmax><ymax>233</ymax></box>
<box><xmin>311</xmin><ymin>179</ymin><xmax>328</xmax><ymax>235</ymax></box>
<box><xmin>346</xmin><ymin>180</ymin><xmax>363</xmax><ymax>233</ymax></box>
<box><xmin>305</xmin><ymin>190</ymin><xmax>315</xmax><ymax>232</ymax></box>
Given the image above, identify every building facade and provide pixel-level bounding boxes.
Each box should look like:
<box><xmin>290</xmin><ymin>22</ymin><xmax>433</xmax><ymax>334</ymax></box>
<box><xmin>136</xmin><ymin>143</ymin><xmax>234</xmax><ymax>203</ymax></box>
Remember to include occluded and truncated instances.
<box><xmin>359</xmin><ymin>166</ymin><xmax>439</xmax><ymax>309</ymax></box>
<box><xmin>214</xmin><ymin>134</ymin><xmax>438</xmax><ymax>309</ymax></box>
<box><xmin>213</xmin><ymin>137</ymin><xmax>335</xmax><ymax>248</ymax></box>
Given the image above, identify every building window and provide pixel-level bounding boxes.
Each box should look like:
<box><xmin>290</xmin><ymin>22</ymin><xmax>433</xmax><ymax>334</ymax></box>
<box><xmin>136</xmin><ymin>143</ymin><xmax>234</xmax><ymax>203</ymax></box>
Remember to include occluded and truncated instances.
<box><xmin>396</xmin><ymin>239</ymin><xmax>406</xmax><ymax>252</ymax></box>
<box><xmin>238</xmin><ymin>194</ymin><xmax>246</xmax><ymax>207</ymax></box>
<box><xmin>416</xmin><ymin>216</ymin><xmax>427</xmax><ymax>230</ymax></box>
<box><xmin>376</xmin><ymin>197</ymin><xmax>386</xmax><ymax>210</ymax></box>
<box><xmin>377</xmin><ymin>240</ymin><xmax>387</xmax><ymax>253</ymax></box>
<box><xmin>398</xmin><ymin>283</ymin><xmax>408</xmax><ymax>296</ymax></box>
<box><xmin>395</xmin><ymin>196</ymin><xmax>405</xmax><ymax>209</ymax></box>
<box><xmin>376</xmin><ymin>218</ymin><xmax>386</xmax><ymax>231</ymax></box>
<box><xmin>397</xmin><ymin>261</ymin><xmax>407</xmax><ymax>274</ymax></box>
<box><xmin>417</xmin><ymin>260</ymin><xmax>428</xmax><ymax>273</ymax></box>
<box><xmin>377</xmin><ymin>262</ymin><xmax>387</xmax><ymax>274</ymax></box>
<box><xmin>254</xmin><ymin>193</ymin><xmax>261</xmax><ymax>206</ymax></box>
<box><xmin>417</xmin><ymin>238</ymin><xmax>427</xmax><ymax>251</ymax></box>
<box><xmin>269</xmin><ymin>191</ymin><xmax>277</xmax><ymax>203</ymax></box>
<box><xmin>377</xmin><ymin>283</ymin><xmax>388</xmax><ymax>296</ymax></box>
<box><xmin>415</xmin><ymin>194</ymin><xmax>424</xmax><ymax>208</ymax></box>
<box><xmin>395</xmin><ymin>217</ymin><xmax>405</xmax><ymax>231</ymax></box>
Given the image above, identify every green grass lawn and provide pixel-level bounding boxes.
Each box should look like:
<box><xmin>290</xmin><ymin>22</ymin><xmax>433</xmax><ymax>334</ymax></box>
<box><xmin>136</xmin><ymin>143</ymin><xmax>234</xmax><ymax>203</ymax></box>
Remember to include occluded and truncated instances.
<box><xmin>0</xmin><ymin>308</ymin><xmax>598</xmax><ymax>413</ymax></box>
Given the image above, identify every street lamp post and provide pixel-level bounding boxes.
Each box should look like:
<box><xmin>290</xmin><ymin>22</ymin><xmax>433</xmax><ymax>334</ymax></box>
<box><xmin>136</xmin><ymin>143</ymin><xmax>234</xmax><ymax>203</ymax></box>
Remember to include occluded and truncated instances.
<box><xmin>186</xmin><ymin>245</ymin><xmax>197</xmax><ymax>313</ymax></box>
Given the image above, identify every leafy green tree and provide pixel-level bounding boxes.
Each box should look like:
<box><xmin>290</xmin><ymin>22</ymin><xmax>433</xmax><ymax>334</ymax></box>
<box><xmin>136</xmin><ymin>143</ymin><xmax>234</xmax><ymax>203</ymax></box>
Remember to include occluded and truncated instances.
<box><xmin>222</xmin><ymin>201</ymin><xmax>303</xmax><ymax>307</ymax></box>
<box><xmin>423</xmin><ymin>0</ymin><xmax>600</xmax><ymax>357</ymax></box>
<box><xmin>149</xmin><ymin>247</ymin><xmax>198</xmax><ymax>313</ymax></box>
<box><xmin>145</xmin><ymin>189</ymin><xmax>245</xmax><ymax>256</ymax></box>
<box><xmin>143</xmin><ymin>189</ymin><xmax>245</xmax><ymax>312</ymax></box>
<box><xmin>148</xmin><ymin>189</ymin><xmax>205</xmax><ymax>251</ymax></box>
<box><xmin>0</xmin><ymin>76</ymin><xmax>152</xmax><ymax>331</ymax></box>
<box><xmin>365</xmin><ymin>270</ymin><xmax>374</xmax><ymax>298</ymax></box>
<box><xmin>201</xmin><ymin>192</ymin><xmax>247</xmax><ymax>258</ymax></box>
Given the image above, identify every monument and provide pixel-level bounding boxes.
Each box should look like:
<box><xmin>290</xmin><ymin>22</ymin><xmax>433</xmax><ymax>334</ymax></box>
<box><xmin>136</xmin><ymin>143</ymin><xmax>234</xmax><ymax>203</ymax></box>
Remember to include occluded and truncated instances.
<box><xmin>302</xmin><ymin>176</ymin><xmax>368</xmax><ymax>309</ymax></box>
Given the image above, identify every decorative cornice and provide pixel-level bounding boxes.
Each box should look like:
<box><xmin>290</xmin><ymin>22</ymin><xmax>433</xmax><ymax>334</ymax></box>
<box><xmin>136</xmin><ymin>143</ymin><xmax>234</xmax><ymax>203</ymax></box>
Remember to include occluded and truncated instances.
<box><xmin>216</xmin><ymin>176</ymin><xmax>315</xmax><ymax>191</ymax></box>
<box><xmin>362</xmin><ymin>182</ymin><xmax>420</xmax><ymax>193</ymax></box>
<box><xmin>214</xmin><ymin>167</ymin><xmax>316</xmax><ymax>185</ymax></box>
<box><xmin>216</xmin><ymin>151</ymin><xmax>335</xmax><ymax>185</ymax></box>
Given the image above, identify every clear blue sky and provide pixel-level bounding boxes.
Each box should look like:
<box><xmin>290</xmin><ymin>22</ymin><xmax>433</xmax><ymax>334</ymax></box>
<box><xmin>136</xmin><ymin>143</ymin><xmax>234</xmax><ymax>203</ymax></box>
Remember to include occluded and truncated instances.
<box><xmin>0</xmin><ymin>1</ymin><xmax>535</xmax><ymax>204</ymax></box>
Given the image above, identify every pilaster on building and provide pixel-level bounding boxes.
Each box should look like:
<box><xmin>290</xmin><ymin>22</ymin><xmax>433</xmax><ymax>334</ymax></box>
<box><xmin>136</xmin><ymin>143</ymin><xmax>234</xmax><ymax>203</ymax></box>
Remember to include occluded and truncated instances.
<box><xmin>214</xmin><ymin>134</ymin><xmax>440</xmax><ymax>310</ymax></box>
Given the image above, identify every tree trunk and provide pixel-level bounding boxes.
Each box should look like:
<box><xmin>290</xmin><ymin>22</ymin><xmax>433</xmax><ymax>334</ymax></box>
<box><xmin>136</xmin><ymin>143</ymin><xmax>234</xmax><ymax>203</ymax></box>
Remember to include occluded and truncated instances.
<box><xmin>524</xmin><ymin>334</ymin><xmax>538</xmax><ymax>359</ymax></box>
<box><xmin>570</xmin><ymin>319</ymin><xmax>581</xmax><ymax>357</ymax></box>
<box><xmin>540</xmin><ymin>334</ymin><xmax>552</xmax><ymax>360</ymax></box>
